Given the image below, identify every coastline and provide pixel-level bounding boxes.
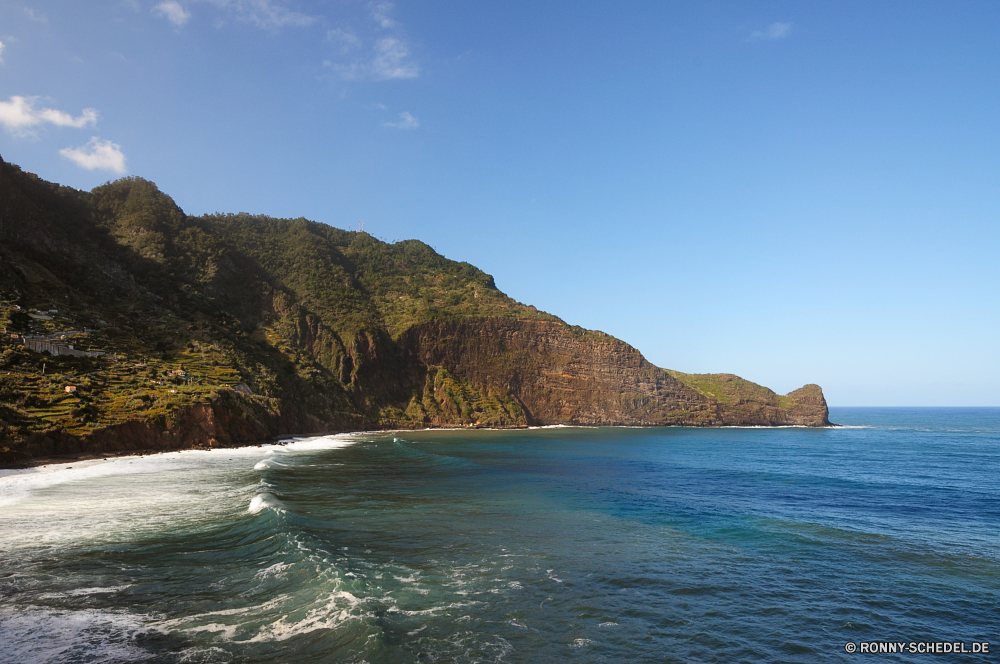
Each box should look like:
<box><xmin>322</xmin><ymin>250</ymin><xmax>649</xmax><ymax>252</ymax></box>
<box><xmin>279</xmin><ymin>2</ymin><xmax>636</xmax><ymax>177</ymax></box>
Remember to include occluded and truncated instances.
<box><xmin>0</xmin><ymin>421</ymin><xmax>840</xmax><ymax>472</ymax></box>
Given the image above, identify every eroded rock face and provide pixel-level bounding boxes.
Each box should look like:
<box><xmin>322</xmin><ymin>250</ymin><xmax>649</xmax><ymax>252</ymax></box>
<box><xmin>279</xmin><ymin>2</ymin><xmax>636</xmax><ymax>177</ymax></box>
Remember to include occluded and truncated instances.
<box><xmin>0</xmin><ymin>320</ymin><xmax>830</xmax><ymax>466</ymax></box>
<box><xmin>781</xmin><ymin>384</ymin><xmax>832</xmax><ymax>426</ymax></box>
<box><xmin>399</xmin><ymin>319</ymin><xmax>830</xmax><ymax>427</ymax></box>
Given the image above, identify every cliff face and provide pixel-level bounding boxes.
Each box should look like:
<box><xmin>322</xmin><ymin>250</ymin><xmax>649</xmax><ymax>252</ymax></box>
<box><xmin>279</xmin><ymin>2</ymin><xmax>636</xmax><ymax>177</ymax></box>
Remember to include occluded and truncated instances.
<box><xmin>399</xmin><ymin>319</ymin><xmax>829</xmax><ymax>427</ymax></box>
<box><xmin>0</xmin><ymin>158</ymin><xmax>830</xmax><ymax>466</ymax></box>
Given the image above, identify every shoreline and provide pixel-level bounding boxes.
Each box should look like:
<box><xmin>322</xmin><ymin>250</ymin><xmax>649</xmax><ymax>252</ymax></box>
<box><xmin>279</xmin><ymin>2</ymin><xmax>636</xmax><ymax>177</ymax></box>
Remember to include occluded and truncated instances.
<box><xmin>0</xmin><ymin>421</ymin><xmax>840</xmax><ymax>473</ymax></box>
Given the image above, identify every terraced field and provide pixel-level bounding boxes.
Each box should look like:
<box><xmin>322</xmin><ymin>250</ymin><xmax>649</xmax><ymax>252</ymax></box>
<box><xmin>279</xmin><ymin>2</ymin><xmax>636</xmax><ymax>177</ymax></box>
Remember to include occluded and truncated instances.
<box><xmin>1</xmin><ymin>303</ymin><xmax>244</xmax><ymax>439</ymax></box>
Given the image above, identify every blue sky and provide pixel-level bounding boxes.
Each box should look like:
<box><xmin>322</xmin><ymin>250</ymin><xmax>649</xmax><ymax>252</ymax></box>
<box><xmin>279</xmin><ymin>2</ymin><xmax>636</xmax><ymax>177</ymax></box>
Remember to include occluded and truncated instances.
<box><xmin>1</xmin><ymin>1</ymin><xmax>998</xmax><ymax>406</ymax></box>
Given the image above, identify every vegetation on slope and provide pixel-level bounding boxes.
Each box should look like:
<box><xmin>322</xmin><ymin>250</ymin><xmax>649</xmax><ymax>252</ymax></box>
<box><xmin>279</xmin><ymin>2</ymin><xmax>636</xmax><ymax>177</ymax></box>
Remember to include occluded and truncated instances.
<box><xmin>665</xmin><ymin>370</ymin><xmax>795</xmax><ymax>409</ymax></box>
<box><xmin>0</xmin><ymin>156</ymin><xmax>828</xmax><ymax>463</ymax></box>
<box><xmin>0</xmin><ymin>158</ymin><xmax>544</xmax><ymax>455</ymax></box>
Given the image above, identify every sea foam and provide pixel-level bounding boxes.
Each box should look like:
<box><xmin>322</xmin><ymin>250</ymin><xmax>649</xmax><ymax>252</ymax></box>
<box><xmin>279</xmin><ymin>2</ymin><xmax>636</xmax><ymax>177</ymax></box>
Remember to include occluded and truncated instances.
<box><xmin>0</xmin><ymin>606</ymin><xmax>150</xmax><ymax>664</ymax></box>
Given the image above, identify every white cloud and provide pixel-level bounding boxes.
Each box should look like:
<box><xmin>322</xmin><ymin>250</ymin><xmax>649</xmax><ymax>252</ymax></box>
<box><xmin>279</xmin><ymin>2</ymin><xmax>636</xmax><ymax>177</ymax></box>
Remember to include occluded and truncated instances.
<box><xmin>320</xmin><ymin>1</ymin><xmax>423</xmax><ymax>83</ymax></box>
<box><xmin>0</xmin><ymin>41</ymin><xmax>5</xmax><ymax>64</ymax></box>
<box><xmin>204</xmin><ymin>0</ymin><xmax>316</xmax><ymax>28</ymax></box>
<box><xmin>59</xmin><ymin>137</ymin><xmax>127</xmax><ymax>174</ymax></box>
<box><xmin>384</xmin><ymin>111</ymin><xmax>418</xmax><ymax>129</ymax></box>
<box><xmin>371</xmin><ymin>2</ymin><xmax>395</xmax><ymax>29</ymax></box>
<box><xmin>23</xmin><ymin>7</ymin><xmax>48</xmax><ymax>23</ymax></box>
<box><xmin>0</xmin><ymin>96</ymin><xmax>98</xmax><ymax>136</ymax></box>
<box><xmin>327</xmin><ymin>27</ymin><xmax>361</xmax><ymax>52</ymax></box>
<box><xmin>370</xmin><ymin>38</ymin><xmax>418</xmax><ymax>79</ymax></box>
<box><xmin>154</xmin><ymin>1</ymin><xmax>191</xmax><ymax>26</ymax></box>
<box><xmin>331</xmin><ymin>37</ymin><xmax>419</xmax><ymax>81</ymax></box>
<box><xmin>751</xmin><ymin>22</ymin><xmax>792</xmax><ymax>40</ymax></box>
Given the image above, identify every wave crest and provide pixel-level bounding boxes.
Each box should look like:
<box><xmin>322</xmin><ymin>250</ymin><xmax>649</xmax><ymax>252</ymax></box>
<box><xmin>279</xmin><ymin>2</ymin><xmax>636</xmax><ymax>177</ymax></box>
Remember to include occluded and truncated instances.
<box><xmin>248</xmin><ymin>493</ymin><xmax>285</xmax><ymax>514</ymax></box>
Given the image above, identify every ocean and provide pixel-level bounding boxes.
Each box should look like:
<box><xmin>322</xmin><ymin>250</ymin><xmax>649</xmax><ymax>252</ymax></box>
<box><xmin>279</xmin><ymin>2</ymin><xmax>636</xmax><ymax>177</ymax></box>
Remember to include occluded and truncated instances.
<box><xmin>1</xmin><ymin>408</ymin><xmax>997</xmax><ymax>663</ymax></box>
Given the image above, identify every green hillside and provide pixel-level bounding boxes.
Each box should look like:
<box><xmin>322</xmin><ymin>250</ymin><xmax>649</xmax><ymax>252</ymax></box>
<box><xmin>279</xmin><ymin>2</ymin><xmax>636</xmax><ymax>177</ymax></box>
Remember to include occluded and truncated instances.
<box><xmin>0</xmin><ymin>157</ymin><xmax>829</xmax><ymax>464</ymax></box>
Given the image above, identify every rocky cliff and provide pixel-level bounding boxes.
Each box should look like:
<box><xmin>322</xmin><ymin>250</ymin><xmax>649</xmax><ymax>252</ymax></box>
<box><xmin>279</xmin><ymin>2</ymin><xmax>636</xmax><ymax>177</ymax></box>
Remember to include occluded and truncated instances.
<box><xmin>399</xmin><ymin>319</ymin><xmax>828</xmax><ymax>427</ymax></box>
<box><xmin>0</xmin><ymin>157</ymin><xmax>829</xmax><ymax>466</ymax></box>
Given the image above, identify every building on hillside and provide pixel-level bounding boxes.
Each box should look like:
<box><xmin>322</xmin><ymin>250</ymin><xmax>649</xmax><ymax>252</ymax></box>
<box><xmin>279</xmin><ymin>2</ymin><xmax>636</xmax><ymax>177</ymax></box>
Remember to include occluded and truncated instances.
<box><xmin>22</xmin><ymin>338</ymin><xmax>107</xmax><ymax>358</ymax></box>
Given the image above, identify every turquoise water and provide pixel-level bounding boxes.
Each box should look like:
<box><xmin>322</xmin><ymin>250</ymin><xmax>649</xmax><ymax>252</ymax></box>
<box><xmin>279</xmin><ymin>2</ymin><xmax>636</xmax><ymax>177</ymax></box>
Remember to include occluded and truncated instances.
<box><xmin>1</xmin><ymin>408</ymin><xmax>998</xmax><ymax>662</ymax></box>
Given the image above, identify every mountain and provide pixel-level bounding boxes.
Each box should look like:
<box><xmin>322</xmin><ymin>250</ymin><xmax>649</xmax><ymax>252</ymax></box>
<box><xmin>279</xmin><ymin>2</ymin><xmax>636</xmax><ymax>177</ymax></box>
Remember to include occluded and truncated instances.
<box><xmin>0</xmin><ymin>156</ymin><xmax>829</xmax><ymax>465</ymax></box>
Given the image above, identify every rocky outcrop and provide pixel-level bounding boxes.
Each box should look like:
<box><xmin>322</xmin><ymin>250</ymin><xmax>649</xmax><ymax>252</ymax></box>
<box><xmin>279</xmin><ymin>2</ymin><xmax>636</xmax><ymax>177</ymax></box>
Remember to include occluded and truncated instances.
<box><xmin>780</xmin><ymin>384</ymin><xmax>831</xmax><ymax>426</ymax></box>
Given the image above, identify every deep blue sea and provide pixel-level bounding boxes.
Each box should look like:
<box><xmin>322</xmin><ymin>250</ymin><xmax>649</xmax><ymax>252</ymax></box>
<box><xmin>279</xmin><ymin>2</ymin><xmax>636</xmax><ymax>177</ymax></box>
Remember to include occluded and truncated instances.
<box><xmin>1</xmin><ymin>408</ymin><xmax>998</xmax><ymax>663</ymax></box>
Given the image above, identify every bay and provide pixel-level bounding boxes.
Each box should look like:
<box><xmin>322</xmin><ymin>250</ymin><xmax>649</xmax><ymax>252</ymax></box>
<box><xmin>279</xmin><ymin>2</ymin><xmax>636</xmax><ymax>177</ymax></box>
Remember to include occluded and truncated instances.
<box><xmin>1</xmin><ymin>408</ymin><xmax>997</xmax><ymax>662</ymax></box>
